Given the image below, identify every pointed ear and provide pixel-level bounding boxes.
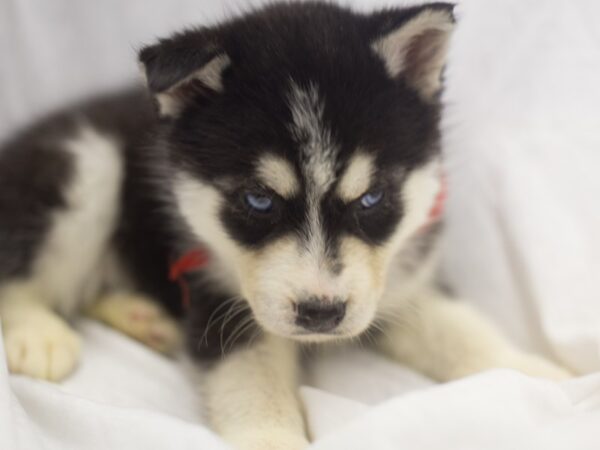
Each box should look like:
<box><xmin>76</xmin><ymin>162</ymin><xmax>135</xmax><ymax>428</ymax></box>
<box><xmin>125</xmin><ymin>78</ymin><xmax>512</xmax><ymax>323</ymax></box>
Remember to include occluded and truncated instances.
<box><xmin>371</xmin><ymin>4</ymin><xmax>455</xmax><ymax>100</ymax></box>
<box><xmin>138</xmin><ymin>34</ymin><xmax>230</xmax><ymax>117</ymax></box>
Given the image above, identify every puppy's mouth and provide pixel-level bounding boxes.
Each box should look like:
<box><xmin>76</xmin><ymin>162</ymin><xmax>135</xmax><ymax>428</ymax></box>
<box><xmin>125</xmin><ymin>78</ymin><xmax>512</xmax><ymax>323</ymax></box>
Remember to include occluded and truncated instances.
<box><xmin>258</xmin><ymin>317</ymin><xmax>370</xmax><ymax>343</ymax></box>
<box><xmin>256</xmin><ymin>320</ymin><xmax>370</xmax><ymax>343</ymax></box>
<box><xmin>256</xmin><ymin>320</ymin><xmax>351</xmax><ymax>342</ymax></box>
<box><xmin>288</xmin><ymin>329</ymin><xmax>350</xmax><ymax>343</ymax></box>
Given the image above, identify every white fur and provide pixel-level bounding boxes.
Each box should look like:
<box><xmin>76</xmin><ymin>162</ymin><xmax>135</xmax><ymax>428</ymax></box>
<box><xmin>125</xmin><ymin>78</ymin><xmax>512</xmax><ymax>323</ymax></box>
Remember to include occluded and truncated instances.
<box><xmin>0</xmin><ymin>284</ymin><xmax>81</xmax><ymax>381</ymax></box>
<box><xmin>362</xmin><ymin>159</ymin><xmax>443</xmax><ymax>313</ymax></box>
<box><xmin>174</xmin><ymin>173</ymin><xmax>242</xmax><ymax>294</ymax></box>
<box><xmin>243</xmin><ymin>170</ymin><xmax>448</xmax><ymax>339</ymax></box>
<box><xmin>0</xmin><ymin>8</ymin><xmax>572</xmax><ymax>450</ymax></box>
<box><xmin>239</xmin><ymin>237</ymin><xmax>351</xmax><ymax>340</ymax></box>
<box><xmin>174</xmin><ymin>155</ymin><xmax>444</xmax><ymax>342</ymax></box>
<box><xmin>35</xmin><ymin>125</ymin><xmax>123</xmax><ymax>314</ymax></box>
<box><xmin>377</xmin><ymin>288</ymin><xmax>571</xmax><ymax>381</ymax></box>
<box><xmin>174</xmin><ymin>173</ymin><xmax>347</xmax><ymax>338</ymax></box>
<box><xmin>287</xmin><ymin>81</ymin><xmax>336</xmax><ymax>268</ymax></box>
<box><xmin>336</xmin><ymin>152</ymin><xmax>375</xmax><ymax>202</ymax></box>
<box><xmin>256</xmin><ymin>154</ymin><xmax>300</xmax><ymax>198</ymax></box>
<box><xmin>86</xmin><ymin>292</ymin><xmax>181</xmax><ymax>354</ymax></box>
<box><xmin>203</xmin><ymin>335</ymin><xmax>308</xmax><ymax>450</ymax></box>
<box><xmin>0</xmin><ymin>125</ymin><xmax>123</xmax><ymax>380</ymax></box>
<box><xmin>154</xmin><ymin>94</ymin><xmax>181</xmax><ymax>119</ymax></box>
<box><xmin>388</xmin><ymin>159</ymin><xmax>442</xmax><ymax>248</ymax></box>
<box><xmin>287</xmin><ymin>80</ymin><xmax>336</xmax><ymax>193</ymax></box>
<box><xmin>372</xmin><ymin>9</ymin><xmax>454</xmax><ymax>99</ymax></box>
<box><xmin>324</xmin><ymin>156</ymin><xmax>446</xmax><ymax>337</ymax></box>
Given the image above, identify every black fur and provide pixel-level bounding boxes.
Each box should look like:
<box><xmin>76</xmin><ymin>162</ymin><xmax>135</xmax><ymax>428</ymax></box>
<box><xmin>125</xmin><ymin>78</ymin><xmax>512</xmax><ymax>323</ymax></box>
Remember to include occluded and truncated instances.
<box><xmin>0</xmin><ymin>1</ymin><xmax>452</xmax><ymax>359</ymax></box>
<box><xmin>0</xmin><ymin>121</ymin><xmax>75</xmax><ymax>280</ymax></box>
<box><xmin>0</xmin><ymin>90</ymin><xmax>186</xmax><ymax>313</ymax></box>
<box><xmin>145</xmin><ymin>1</ymin><xmax>446</xmax><ymax>253</ymax></box>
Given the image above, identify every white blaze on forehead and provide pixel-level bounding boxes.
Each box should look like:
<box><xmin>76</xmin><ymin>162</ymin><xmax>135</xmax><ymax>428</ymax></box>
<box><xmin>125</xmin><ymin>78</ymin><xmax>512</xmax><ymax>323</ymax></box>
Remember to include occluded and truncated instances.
<box><xmin>287</xmin><ymin>80</ymin><xmax>336</xmax><ymax>193</ymax></box>
<box><xmin>255</xmin><ymin>154</ymin><xmax>299</xmax><ymax>198</ymax></box>
<box><xmin>337</xmin><ymin>153</ymin><xmax>375</xmax><ymax>202</ymax></box>
<box><xmin>287</xmin><ymin>80</ymin><xmax>338</xmax><ymax>259</ymax></box>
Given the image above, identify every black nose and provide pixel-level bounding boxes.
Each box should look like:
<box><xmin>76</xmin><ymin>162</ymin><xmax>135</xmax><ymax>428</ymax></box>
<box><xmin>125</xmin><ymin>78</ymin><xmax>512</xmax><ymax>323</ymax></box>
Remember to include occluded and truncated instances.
<box><xmin>295</xmin><ymin>298</ymin><xmax>346</xmax><ymax>333</ymax></box>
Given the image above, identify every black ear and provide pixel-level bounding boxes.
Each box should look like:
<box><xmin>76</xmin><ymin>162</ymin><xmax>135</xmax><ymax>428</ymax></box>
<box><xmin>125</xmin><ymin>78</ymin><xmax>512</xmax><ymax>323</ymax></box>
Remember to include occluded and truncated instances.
<box><xmin>370</xmin><ymin>3</ymin><xmax>455</xmax><ymax>100</ymax></box>
<box><xmin>138</xmin><ymin>31</ymin><xmax>230</xmax><ymax>117</ymax></box>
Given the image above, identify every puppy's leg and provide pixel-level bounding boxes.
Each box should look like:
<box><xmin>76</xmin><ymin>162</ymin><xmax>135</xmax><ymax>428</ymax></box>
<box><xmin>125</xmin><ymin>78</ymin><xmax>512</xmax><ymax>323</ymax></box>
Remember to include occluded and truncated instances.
<box><xmin>0</xmin><ymin>284</ymin><xmax>81</xmax><ymax>381</ymax></box>
<box><xmin>86</xmin><ymin>292</ymin><xmax>181</xmax><ymax>354</ymax></box>
<box><xmin>1</xmin><ymin>123</ymin><xmax>124</xmax><ymax>380</ymax></box>
<box><xmin>204</xmin><ymin>334</ymin><xmax>308</xmax><ymax>450</ymax></box>
<box><xmin>378</xmin><ymin>288</ymin><xmax>571</xmax><ymax>381</ymax></box>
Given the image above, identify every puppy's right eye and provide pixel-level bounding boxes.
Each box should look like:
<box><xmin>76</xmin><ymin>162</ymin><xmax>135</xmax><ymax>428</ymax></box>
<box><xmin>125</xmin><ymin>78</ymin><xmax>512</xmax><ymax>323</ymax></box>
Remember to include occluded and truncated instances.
<box><xmin>245</xmin><ymin>193</ymin><xmax>273</xmax><ymax>212</ymax></box>
<box><xmin>359</xmin><ymin>190</ymin><xmax>384</xmax><ymax>209</ymax></box>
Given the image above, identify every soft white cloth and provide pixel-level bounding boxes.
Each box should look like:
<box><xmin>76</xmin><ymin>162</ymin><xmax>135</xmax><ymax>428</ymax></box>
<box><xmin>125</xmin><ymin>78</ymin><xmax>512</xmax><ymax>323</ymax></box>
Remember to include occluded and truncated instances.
<box><xmin>1</xmin><ymin>0</ymin><xmax>600</xmax><ymax>449</ymax></box>
<box><xmin>441</xmin><ymin>0</ymin><xmax>600</xmax><ymax>375</ymax></box>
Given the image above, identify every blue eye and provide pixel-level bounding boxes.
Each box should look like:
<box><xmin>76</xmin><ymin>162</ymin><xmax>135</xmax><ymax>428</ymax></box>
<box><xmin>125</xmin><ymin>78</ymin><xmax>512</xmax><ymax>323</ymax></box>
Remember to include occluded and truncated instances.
<box><xmin>245</xmin><ymin>193</ymin><xmax>273</xmax><ymax>212</ymax></box>
<box><xmin>359</xmin><ymin>191</ymin><xmax>383</xmax><ymax>209</ymax></box>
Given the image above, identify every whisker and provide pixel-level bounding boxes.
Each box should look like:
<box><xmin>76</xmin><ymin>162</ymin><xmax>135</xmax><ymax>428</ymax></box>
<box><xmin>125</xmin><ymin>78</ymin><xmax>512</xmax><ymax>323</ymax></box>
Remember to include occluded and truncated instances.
<box><xmin>219</xmin><ymin>301</ymin><xmax>248</xmax><ymax>351</ymax></box>
<box><xmin>221</xmin><ymin>305</ymin><xmax>252</xmax><ymax>350</ymax></box>
<box><xmin>199</xmin><ymin>295</ymin><xmax>242</xmax><ymax>347</ymax></box>
<box><xmin>224</xmin><ymin>316</ymin><xmax>254</xmax><ymax>353</ymax></box>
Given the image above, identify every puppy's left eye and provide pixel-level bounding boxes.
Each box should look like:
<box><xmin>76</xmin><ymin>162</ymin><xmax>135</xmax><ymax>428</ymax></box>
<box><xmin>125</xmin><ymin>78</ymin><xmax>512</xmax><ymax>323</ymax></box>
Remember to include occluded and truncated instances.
<box><xmin>359</xmin><ymin>191</ymin><xmax>383</xmax><ymax>209</ymax></box>
<box><xmin>245</xmin><ymin>193</ymin><xmax>273</xmax><ymax>212</ymax></box>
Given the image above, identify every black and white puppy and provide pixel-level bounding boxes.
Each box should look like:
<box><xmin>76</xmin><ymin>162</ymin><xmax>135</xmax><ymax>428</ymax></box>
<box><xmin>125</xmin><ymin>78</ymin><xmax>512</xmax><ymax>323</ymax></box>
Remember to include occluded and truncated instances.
<box><xmin>0</xmin><ymin>2</ymin><xmax>570</xmax><ymax>449</ymax></box>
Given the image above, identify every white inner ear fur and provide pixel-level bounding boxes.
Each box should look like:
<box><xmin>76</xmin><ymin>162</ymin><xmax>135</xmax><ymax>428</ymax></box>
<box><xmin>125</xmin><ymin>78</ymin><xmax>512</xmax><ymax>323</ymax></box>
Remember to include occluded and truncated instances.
<box><xmin>337</xmin><ymin>152</ymin><xmax>375</xmax><ymax>202</ymax></box>
<box><xmin>256</xmin><ymin>154</ymin><xmax>300</xmax><ymax>198</ymax></box>
<box><xmin>372</xmin><ymin>9</ymin><xmax>454</xmax><ymax>99</ymax></box>
<box><xmin>155</xmin><ymin>53</ymin><xmax>231</xmax><ymax>117</ymax></box>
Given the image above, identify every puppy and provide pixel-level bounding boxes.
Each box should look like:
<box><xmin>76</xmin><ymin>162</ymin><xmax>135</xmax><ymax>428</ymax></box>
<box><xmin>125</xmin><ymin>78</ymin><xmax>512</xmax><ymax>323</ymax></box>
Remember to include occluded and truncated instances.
<box><xmin>0</xmin><ymin>2</ymin><xmax>570</xmax><ymax>449</ymax></box>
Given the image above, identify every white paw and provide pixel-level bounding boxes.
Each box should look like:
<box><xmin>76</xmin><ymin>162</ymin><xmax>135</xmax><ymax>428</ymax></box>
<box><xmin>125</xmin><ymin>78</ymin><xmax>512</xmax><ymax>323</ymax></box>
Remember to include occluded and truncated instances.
<box><xmin>443</xmin><ymin>350</ymin><xmax>573</xmax><ymax>382</ymax></box>
<box><xmin>88</xmin><ymin>293</ymin><xmax>181</xmax><ymax>354</ymax></box>
<box><xmin>4</xmin><ymin>316</ymin><xmax>81</xmax><ymax>381</ymax></box>
<box><xmin>507</xmin><ymin>351</ymin><xmax>573</xmax><ymax>381</ymax></box>
<box><xmin>226</xmin><ymin>429</ymin><xmax>309</xmax><ymax>450</ymax></box>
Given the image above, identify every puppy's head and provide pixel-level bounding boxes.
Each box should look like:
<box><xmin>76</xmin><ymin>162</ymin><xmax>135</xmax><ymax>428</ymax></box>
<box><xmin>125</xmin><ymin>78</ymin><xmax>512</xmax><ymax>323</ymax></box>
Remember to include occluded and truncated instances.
<box><xmin>139</xmin><ymin>2</ymin><xmax>454</xmax><ymax>341</ymax></box>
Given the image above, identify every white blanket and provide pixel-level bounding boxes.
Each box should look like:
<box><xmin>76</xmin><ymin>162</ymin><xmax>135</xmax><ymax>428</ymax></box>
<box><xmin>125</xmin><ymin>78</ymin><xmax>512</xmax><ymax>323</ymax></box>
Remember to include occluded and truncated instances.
<box><xmin>1</xmin><ymin>0</ymin><xmax>599</xmax><ymax>449</ymax></box>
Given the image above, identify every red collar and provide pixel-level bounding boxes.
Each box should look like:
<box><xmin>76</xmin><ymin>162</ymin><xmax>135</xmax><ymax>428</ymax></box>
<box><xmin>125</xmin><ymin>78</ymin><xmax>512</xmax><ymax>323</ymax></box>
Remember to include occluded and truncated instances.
<box><xmin>426</xmin><ymin>171</ymin><xmax>447</xmax><ymax>225</ymax></box>
<box><xmin>169</xmin><ymin>248</ymin><xmax>209</xmax><ymax>308</ymax></box>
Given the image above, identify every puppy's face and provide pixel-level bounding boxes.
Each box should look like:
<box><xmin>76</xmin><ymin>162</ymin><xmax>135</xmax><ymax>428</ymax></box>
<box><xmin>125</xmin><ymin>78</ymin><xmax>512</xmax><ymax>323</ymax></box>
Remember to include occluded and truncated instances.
<box><xmin>141</xmin><ymin>2</ymin><xmax>454</xmax><ymax>341</ymax></box>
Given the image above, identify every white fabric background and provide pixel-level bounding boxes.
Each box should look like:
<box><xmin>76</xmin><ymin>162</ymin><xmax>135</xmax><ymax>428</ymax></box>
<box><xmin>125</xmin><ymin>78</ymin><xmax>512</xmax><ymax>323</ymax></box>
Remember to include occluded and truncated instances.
<box><xmin>1</xmin><ymin>0</ymin><xmax>600</xmax><ymax>449</ymax></box>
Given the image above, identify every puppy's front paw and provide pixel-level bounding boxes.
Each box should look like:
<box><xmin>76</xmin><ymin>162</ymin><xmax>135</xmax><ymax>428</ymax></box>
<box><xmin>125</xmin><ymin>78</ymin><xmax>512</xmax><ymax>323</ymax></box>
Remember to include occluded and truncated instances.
<box><xmin>443</xmin><ymin>350</ymin><xmax>573</xmax><ymax>381</ymax></box>
<box><xmin>87</xmin><ymin>293</ymin><xmax>181</xmax><ymax>354</ymax></box>
<box><xmin>226</xmin><ymin>429</ymin><xmax>309</xmax><ymax>450</ymax></box>
<box><xmin>507</xmin><ymin>351</ymin><xmax>573</xmax><ymax>381</ymax></box>
<box><xmin>4</xmin><ymin>316</ymin><xmax>81</xmax><ymax>381</ymax></box>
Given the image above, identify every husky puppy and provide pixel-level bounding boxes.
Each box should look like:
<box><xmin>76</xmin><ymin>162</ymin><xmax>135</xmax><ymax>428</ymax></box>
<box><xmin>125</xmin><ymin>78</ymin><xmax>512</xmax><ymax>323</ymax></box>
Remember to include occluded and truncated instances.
<box><xmin>0</xmin><ymin>2</ymin><xmax>569</xmax><ymax>449</ymax></box>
